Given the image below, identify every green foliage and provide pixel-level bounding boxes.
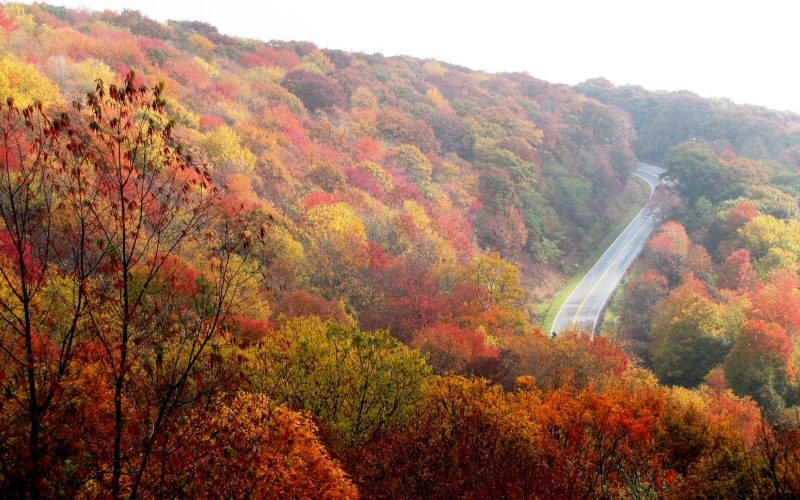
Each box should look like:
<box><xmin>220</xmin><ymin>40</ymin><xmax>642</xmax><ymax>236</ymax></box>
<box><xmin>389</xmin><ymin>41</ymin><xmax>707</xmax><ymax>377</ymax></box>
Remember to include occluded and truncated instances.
<box><xmin>391</xmin><ymin>144</ymin><xmax>433</xmax><ymax>187</ymax></box>
<box><xmin>247</xmin><ymin>317</ymin><xmax>431</xmax><ymax>449</ymax></box>
<box><xmin>738</xmin><ymin>215</ymin><xmax>800</xmax><ymax>276</ymax></box>
<box><xmin>650</xmin><ymin>276</ymin><xmax>735</xmax><ymax>387</ymax></box>
<box><xmin>469</xmin><ymin>252</ymin><xmax>525</xmax><ymax>310</ymax></box>
<box><xmin>664</xmin><ymin>141</ymin><xmax>723</xmax><ymax>206</ymax></box>
<box><xmin>724</xmin><ymin>320</ymin><xmax>794</xmax><ymax>422</ymax></box>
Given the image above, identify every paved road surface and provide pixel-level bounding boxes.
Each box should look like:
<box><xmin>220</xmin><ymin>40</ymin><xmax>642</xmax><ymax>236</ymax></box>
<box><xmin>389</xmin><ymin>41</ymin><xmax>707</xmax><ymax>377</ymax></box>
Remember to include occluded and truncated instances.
<box><xmin>552</xmin><ymin>162</ymin><xmax>664</xmax><ymax>336</ymax></box>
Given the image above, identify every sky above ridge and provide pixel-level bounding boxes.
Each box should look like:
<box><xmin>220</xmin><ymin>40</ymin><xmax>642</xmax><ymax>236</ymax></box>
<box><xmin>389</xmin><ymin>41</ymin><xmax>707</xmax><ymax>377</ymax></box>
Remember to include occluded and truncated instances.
<box><xmin>18</xmin><ymin>0</ymin><xmax>800</xmax><ymax>113</ymax></box>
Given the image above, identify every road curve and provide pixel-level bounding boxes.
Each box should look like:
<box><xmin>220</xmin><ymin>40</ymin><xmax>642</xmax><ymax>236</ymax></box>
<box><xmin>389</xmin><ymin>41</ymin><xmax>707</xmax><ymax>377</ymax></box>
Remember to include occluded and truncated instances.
<box><xmin>551</xmin><ymin>162</ymin><xmax>664</xmax><ymax>337</ymax></box>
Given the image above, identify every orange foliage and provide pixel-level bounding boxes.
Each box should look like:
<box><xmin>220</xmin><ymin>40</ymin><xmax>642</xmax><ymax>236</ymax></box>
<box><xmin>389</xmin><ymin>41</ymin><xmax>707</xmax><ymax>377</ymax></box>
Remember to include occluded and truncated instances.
<box><xmin>273</xmin><ymin>288</ymin><xmax>354</xmax><ymax>326</ymax></box>
<box><xmin>747</xmin><ymin>271</ymin><xmax>800</xmax><ymax>336</ymax></box>
<box><xmin>412</xmin><ymin>323</ymin><xmax>500</xmax><ymax>375</ymax></box>
<box><xmin>147</xmin><ymin>392</ymin><xmax>358</xmax><ymax>498</ymax></box>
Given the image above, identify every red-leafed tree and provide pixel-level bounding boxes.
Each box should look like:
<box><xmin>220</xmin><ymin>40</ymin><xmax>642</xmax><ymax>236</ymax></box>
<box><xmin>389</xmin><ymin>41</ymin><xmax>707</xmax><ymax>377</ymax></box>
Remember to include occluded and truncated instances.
<box><xmin>747</xmin><ymin>271</ymin><xmax>800</xmax><ymax>336</ymax></box>
<box><xmin>412</xmin><ymin>323</ymin><xmax>500</xmax><ymax>376</ymax></box>
<box><xmin>718</xmin><ymin>249</ymin><xmax>755</xmax><ymax>291</ymax></box>
<box><xmin>0</xmin><ymin>98</ymin><xmax>95</xmax><ymax>496</ymax></box>
<box><xmin>644</xmin><ymin>221</ymin><xmax>712</xmax><ymax>285</ymax></box>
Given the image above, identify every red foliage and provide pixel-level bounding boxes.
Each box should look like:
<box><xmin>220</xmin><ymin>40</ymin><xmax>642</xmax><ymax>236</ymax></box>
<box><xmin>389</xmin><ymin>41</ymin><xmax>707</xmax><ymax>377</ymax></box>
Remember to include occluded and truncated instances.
<box><xmin>367</xmin><ymin>242</ymin><xmax>390</xmax><ymax>272</ymax></box>
<box><xmin>431</xmin><ymin>205</ymin><xmax>475</xmax><ymax>261</ymax></box>
<box><xmin>476</xmin><ymin>206</ymin><xmax>528</xmax><ymax>258</ymax></box>
<box><xmin>717</xmin><ymin>249</ymin><xmax>755</xmax><ymax>291</ymax></box>
<box><xmin>717</xmin><ymin>201</ymin><xmax>761</xmax><ymax>256</ymax></box>
<box><xmin>226</xmin><ymin>315</ymin><xmax>274</xmax><ymax>346</ymax></box>
<box><xmin>726</xmin><ymin>200</ymin><xmax>760</xmax><ymax>228</ymax></box>
<box><xmin>346</xmin><ymin>166</ymin><xmax>386</xmax><ymax>200</ymax></box>
<box><xmin>384</xmin><ymin>260</ymin><xmax>447</xmax><ymax>340</ymax></box>
<box><xmin>376</xmin><ymin>109</ymin><xmax>439</xmax><ymax>153</ymax></box>
<box><xmin>738</xmin><ymin>320</ymin><xmax>792</xmax><ymax>363</ymax></box>
<box><xmin>220</xmin><ymin>173</ymin><xmax>264</xmax><ymax>215</ymax></box>
<box><xmin>240</xmin><ymin>45</ymin><xmax>300</xmax><ymax>68</ymax></box>
<box><xmin>138</xmin><ymin>37</ymin><xmax>178</xmax><ymax>65</ymax></box>
<box><xmin>353</xmin><ymin>136</ymin><xmax>382</xmax><ymax>162</ymax></box>
<box><xmin>199</xmin><ymin>114</ymin><xmax>226</xmax><ymax>131</ymax></box>
<box><xmin>168</xmin><ymin>57</ymin><xmax>212</xmax><ymax>87</ymax></box>
<box><xmin>268</xmin><ymin>106</ymin><xmax>310</xmax><ymax>151</ymax></box>
<box><xmin>155</xmin><ymin>255</ymin><xmax>201</xmax><ymax>297</ymax></box>
<box><xmin>748</xmin><ymin>271</ymin><xmax>800</xmax><ymax>336</ymax></box>
<box><xmin>211</xmin><ymin>79</ymin><xmax>239</xmax><ymax>99</ymax></box>
<box><xmin>0</xmin><ymin>8</ymin><xmax>18</xmax><ymax>33</ymax></box>
<box><xmin>504</xmin><ymin>331</ymin><xmax>629</xmax><ymax>392</ymax></box>
<box><xmin>114</xmin><ymin>63</ymin><xmax>144</xmax><ymax>86</ymax></box>
<box><xmin>387</xmin><ymin>173</ymin><xmax>426</xmax><ymax>206</ymax></box>
<box><xmin>152</xmin><ymin>392</ymin><xmax>358</xmax><ymax>498</ymax></box>
<box><xmin>304</xmin><ymin>191</ymin><xmax>340</xmax><ymax>210</ymax></box>
<box><xmin>412</xmin><ymin>323</ymin><xmax>500</xmax><ymax>375</ymax></box>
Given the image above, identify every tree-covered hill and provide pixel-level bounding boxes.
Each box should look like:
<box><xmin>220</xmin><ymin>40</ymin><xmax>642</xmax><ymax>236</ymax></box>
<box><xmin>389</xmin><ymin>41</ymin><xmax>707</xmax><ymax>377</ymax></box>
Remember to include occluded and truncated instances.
<box><xmin>0</xmin><ymin>4</ymin><xmax>798</xmax><ymax>497</ymax></box>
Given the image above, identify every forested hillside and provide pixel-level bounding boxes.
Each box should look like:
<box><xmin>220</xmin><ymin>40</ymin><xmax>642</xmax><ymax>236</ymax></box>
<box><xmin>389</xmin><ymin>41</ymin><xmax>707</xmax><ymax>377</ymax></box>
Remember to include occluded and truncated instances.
<box><xmin>0</xmin><ymin>3</ymin><xmax>798</xmax><ymax>498</ymax></box>
<box><xmin>577</xmin><ymin>77</ymin><xmax>800</xmax><ymax>164</ymax></box>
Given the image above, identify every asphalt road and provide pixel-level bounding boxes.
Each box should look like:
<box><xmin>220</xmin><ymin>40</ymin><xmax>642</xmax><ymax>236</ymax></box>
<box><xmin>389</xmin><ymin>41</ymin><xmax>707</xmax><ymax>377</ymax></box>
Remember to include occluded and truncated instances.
<box><xmin>551</xmin><ymin>162</ymin><xmax>665</xmax><ymax>337</ymax></box>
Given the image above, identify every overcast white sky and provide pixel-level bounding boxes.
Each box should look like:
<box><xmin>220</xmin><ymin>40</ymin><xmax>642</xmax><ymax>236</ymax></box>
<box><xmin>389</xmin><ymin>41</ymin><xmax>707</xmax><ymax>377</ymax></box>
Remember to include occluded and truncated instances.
<box><xmin>18</xmin><ymin>0</ymin><xmax>800</xmax><ymax>113</ymax></box>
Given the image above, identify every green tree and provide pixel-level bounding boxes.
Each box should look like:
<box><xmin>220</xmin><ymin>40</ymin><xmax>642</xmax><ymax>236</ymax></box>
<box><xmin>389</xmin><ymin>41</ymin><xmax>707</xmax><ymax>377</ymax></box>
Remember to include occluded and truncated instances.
<box><xmin>664</xmin><ymin>141</ymin><xmax>723</xmax><ymax>206</ymax></box>
<box><xmin>650</xmin><ymin>275</ymin><xmax>735</xmax><ymax>387</ymax></box>
<box><xmin>724</xmin><ymin>320</ymin><xmax>794</xmax><ymax>421</ymax></box>
<box><xmin>468</xmin><ymin>251</ymin><xmax>525</xmax><ymax>311</ymax></box>
<box><xmin>247</xmin><ymin>317</ymin><xmax>431</xmax><ymax>449</ymax></box>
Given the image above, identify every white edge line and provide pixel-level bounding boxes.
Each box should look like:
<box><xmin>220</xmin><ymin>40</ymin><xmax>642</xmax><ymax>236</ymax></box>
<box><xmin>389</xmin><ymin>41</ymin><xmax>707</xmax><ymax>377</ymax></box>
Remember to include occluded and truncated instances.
<box><xmin>589</xmin><ymin>171</ymin><xmax>659</xmax><ymax>335</ymax></box>
<box><xmin>551</xmin><ymin>164</ymin><xmax>659</xmax><ymax>334</ymax></box>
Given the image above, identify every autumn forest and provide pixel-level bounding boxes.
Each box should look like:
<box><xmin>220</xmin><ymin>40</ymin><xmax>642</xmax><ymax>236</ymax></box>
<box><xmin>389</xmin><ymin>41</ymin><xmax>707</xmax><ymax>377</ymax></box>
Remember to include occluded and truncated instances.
<box><xmin>0</xmin><ymin>3</ymin><xmax>799</xmax><ymax>498</ymax></box>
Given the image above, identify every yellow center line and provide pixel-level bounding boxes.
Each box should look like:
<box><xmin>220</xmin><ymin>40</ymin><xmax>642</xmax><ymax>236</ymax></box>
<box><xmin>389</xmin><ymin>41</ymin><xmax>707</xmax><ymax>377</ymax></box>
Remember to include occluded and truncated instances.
<box><xmin>570</xmin><ymin>221</ymin><xmax>649</xmax><ymax>326</ymax></box>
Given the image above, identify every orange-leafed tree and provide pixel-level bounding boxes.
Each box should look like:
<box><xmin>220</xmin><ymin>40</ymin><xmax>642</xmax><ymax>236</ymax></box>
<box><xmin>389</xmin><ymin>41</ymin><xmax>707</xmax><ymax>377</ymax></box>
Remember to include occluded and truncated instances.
<box><xmin>146</xmin><ymin>392</ymin><xmax>358</xmax><ymax>498</ymax></box>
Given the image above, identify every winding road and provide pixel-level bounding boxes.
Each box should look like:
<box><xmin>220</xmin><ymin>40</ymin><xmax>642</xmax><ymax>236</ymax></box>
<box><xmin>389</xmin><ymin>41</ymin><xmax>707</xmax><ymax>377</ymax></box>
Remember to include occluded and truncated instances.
<box><xmin>552</xmin><ymin>162</ymin><xmax>665</xmax><ymax>336</ymax></box>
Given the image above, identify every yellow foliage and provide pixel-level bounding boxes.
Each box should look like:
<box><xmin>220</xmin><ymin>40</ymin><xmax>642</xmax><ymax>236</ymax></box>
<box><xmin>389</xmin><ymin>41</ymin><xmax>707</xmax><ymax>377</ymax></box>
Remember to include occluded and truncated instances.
<box><xmin>304</xmin><ymin>203</ymin><xmax>369</xmax><ymax>292</ymax></box>
<box><xmin>193</xmin><ymin>55</ymin><xmax>220</xmax><ymax>78</ymax></box>
<box><xmin>423</xmin><ymin>60</ymin><xmax>447</xmax><ymax>76</ymax></box>
<box><xmin>75</xmin><ymin>58</ymin><xmax>115</xmax><ymax>88</ymax></box>
<box><xmin>200</xmin><ymin>125</ymin><xmax>257</xmax><ymax>174</ymax></box>
<box><xmin>359</xmin><ymin>161</ymin><xmax>393</xmax><ymax>190</ymax></box>
<box><xmin>425</xmin><ymin>85</ymin><xmax>448</xmax><ymax>109</ymax></box>
<box><xmin>469</xmin><ymin>252</ymin><xmax>525</xmax><ymax>310</ymax></box>
<box><xmin>2</xmin><ymin>4</ymin><xmax>35</xmax><ymax>32</ymax></box>
<box><xmin>739</xmin><ymin>214</ymin><xmax>800</xmax><ymax>276</ymax></box>
<box><xmin>401</xmin><ymin>200</ymin><xmax>432</xmax><ymax>234</ymax></box>
<box><xmin>306</xmin><ymin>202</ymin><xmax>367</xmax><ymax>245</ymax></box>
<box><xmin>297</xmin><ymin>61</ymin><xmax>324</xmax><ymax>75</ymax></box>
<box><xmin>164</xmin><ymin>99</ymin><xmax>200</xmax><ymax>128</ymax></box>
<box><xmin>351</xmin><ymin>86</ymin><xmax>378</xmax><ymax>109</ymax></box>
<box><xmin>0</xmin><ymin>57</ymin><xmax>62</xmax><ymax>107</ymax></box>
<box><xmin>303</xmin><ymin>49</ymin><xmax>334</xmax><ymax>73</ymax></box>
<box><xmin>186</xmin><ymin>32</ymin><xmax>215</xmax><ymax>52</ymax></box>
<box><xmin>246</xmin><ymin>65</ymin><xmax>285</xmax><ymax>84</ymax></box>
<box><xmin>264</xmin><ymin>225</ymin><xmax>306</xmax><ymax>289</ymax></box>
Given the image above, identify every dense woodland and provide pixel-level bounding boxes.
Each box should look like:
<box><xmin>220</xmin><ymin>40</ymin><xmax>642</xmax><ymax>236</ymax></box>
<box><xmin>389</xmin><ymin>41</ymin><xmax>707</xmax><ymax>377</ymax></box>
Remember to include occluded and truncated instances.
<box><xmin>0</xmin><ymin>3</ymin><xmax>798</xmax><ymax>498</ymax></box>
